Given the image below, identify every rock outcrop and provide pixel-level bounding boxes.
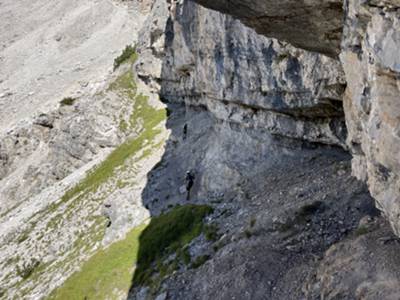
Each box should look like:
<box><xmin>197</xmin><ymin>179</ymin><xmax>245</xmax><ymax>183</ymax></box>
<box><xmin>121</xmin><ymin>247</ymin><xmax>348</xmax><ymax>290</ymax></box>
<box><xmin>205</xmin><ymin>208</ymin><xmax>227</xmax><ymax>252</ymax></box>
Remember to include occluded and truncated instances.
<box><xmin>1</xmin><ymin>0</ymin><xmax>400</xmax><ymax>298</ymax></box>
<box><xmin>190</xmin><ymin>0</ymin><xmax>344</xmax><ymax>57</ymax></box>
<box><xmin>129</xmin><ymin>3</ymin><xmax>400</xmax><ymax>297</ymax></box>
<box><xmin>191</xmin><ymin>0</ymin><xmax>400</xmax><ymax>239</ymax></box>
<box><xmin>0</xmin><ymin>93</ymin><xmax>123</xmax><ymax>214</ymax></box>
<box><xmin>137</xmin><ymin>0</ymin><xmax>347</xmax><ymax>148</ymax></box>
<box><xmin>341</xmin><ymin>0</ymin><xmax>400</xmax><ymax>236</ymax></box>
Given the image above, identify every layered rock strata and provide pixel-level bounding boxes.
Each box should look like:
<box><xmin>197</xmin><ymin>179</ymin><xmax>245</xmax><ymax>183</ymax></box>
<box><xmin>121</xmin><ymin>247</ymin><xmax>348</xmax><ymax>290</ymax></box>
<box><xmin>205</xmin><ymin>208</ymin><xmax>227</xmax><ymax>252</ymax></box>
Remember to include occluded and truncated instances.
<box><xmin>137</xmin><ymin>0</ymin><xmax>347</xmax><ymax>148</ymax></box>
<box><xmin>190</xmin><ymin>0</ymin><xmax>344</xmax><ymax>57</ymax></box>
<box><xmin>341</xmin><ymin>0</ymin><xmax>400</xmax><ymax>236</ymax></box>
<box><xmin>190</xmin><ymin>0</ymin><xmax>400</xmax><ymax>237</ymax></box>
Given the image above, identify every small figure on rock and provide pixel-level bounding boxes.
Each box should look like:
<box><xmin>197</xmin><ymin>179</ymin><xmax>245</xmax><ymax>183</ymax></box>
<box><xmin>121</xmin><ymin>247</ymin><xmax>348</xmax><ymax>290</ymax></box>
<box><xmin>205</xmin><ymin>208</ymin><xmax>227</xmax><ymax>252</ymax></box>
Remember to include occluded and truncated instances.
<box><xmin>182</xmin><ymin>123</ymin><xmax>188</xmax><ymax>141</ymax></box>
<box><xmin>185</xmin><ymin>170</ymin><xmax>195</xmax><ymax>201</ymax></box>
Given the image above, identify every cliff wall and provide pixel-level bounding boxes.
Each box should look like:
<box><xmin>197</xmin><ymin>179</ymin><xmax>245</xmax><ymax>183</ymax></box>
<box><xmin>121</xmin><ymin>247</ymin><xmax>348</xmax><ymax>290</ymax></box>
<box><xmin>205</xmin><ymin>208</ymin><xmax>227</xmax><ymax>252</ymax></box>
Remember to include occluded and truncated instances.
<box><xmin>190</xmin><ymin>0</ymin><xmax>400</xmax><ymax>238</ymax></box>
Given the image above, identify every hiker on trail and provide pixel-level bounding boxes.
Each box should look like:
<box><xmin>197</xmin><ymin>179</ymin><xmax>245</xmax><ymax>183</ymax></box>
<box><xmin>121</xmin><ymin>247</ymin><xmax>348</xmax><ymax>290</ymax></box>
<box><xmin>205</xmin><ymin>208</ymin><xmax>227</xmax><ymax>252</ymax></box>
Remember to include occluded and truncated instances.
<box><xmin>185</xmin><ymin>170</ymin><xmax>195</xmax><ymax>201</ymax></box>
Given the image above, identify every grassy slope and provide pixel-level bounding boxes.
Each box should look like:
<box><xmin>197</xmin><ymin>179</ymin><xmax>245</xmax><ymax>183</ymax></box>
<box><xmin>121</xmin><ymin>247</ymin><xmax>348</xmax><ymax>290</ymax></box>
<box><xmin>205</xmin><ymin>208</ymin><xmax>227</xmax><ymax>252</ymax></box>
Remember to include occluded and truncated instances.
<box><xmin>60</xmin><ymin>66</ymin><xmax>166</xmax><ymax>206</ymax></box>
<box><xmin>43</xmin><ymin>51</ymin><xmax>173</xmax><ymax>299</ymax></box>
<box><xmin>6</xmin><ymin>52</ymin><xmax>167</xmax><ymax>299</ymax></box>
<box><xmin>48</xmin><ymin>224</ymin><xmax>147</xmax><ymax>300</ymax></box>
<box><xmin>48</xmin><ymin>205</ymin><xmax>213</xmax><ymax>300</ymax></box>
<box><xmin>133</xmin><ymin>205</ymin><xmax>214</xmax><ymax>286</ymax></box>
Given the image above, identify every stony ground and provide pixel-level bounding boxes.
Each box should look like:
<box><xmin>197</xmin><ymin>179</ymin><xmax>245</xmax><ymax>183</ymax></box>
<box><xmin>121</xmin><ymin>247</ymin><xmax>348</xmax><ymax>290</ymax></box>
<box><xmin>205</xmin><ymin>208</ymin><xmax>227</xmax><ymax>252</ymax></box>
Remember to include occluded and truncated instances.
<box><xmin>0</xmin><ymin>0</ymin><xmax>167</xmax><ymax>298</ymax></box>
<box><xmin>2</xmin><ymin>0</ymin><xmax>400</xmax><ymax>299</ymax></box>
<box><xmin>0</xmin><ymin>0</ymin><xmax>142</xmax><ymax>133</ymax></box>
<box><xmin>0</xmin><ymin>0</ymin><xmax>150</xmax><ymax>213</ymax></box>
<box><xmin>129</xmin><ymin>102</ymin><xmax>400</xmax><ymax>300</ymax></box>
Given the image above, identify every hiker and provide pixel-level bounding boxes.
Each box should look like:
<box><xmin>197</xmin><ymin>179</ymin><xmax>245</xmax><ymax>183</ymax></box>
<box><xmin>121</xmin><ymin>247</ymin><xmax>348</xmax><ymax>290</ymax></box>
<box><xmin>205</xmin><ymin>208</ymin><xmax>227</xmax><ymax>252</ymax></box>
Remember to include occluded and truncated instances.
<box><xmin>182</xmin><ymin>123</ymin><xmax>188</xmax><ymax>141</ymax></box>
<box><xmin>185</xmin><ymin>170</ymin><xmax>195</xmax><ymax>200</ymax></box>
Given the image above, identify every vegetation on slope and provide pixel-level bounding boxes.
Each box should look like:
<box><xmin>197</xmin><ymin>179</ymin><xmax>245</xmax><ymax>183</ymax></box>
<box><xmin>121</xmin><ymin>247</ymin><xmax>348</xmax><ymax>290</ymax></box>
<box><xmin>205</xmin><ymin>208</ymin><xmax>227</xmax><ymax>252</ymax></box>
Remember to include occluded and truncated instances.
<box><xmin>40</xmin><ymin>66</ymin><xmax>167</xmax><ymax>295</ymax></box>
<box><xmin>59</xmin><ymin>97</ymin><xmax>76</xmax><ymax>106</ymax></box>
<box><xmin>113</xmin><ymin>45</ymin><xmax>137</xmax><ymax>71</ymax></box>
<box><xmin>58</xmin><ymin>67</ymin><xmax>166</xmax><ymax>208</ymax></box>
<box><xmin>48</xmin><ymin>223</ymin><xmax>147</xmax><ymax>300</ymax></box>
<box><xmin>133</xmin><ymin>204</ymin><xmax>214</xmax><ymax>286</ymax></box>
<box><xmin>6</xmin><ymin>48</ymin><xmax>168</xmax><ymax>299</ymax></box>
<box><xmin>48</xmin><ymin>205</ymin><xmax>213</xmax><ymax>300</ymax></box>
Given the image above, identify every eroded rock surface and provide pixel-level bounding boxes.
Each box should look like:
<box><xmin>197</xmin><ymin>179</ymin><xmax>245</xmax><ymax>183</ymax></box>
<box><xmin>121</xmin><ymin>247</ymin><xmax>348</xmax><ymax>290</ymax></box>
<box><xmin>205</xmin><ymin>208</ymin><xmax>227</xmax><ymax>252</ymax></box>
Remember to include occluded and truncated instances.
<box><xmin>127</xmin><ymin>1</ymin><xmax>400</xmax><ymax>299</ymax></box>
<box><xmin>190</xmin><ymin>0</ymin><xmax>344</xmax><ymax>57</ymax></box>
<box><xmin>2</xmin><ymin>0</ymin><xmax>400</xmax><ymax>298</ymax></box>
<box><xmin>341</xmin><ymin>0</ymin><xmax>400</xmax><ymax>236</ymax></box>
<box><xmin>191</xmin><ymin>0</ymin><xmax>400</xmax><ymax>252</ymax></box>
<box><xmin>0</xmin><ymin>91</ymin><xmax>123</xmax><ymax>214</ymax></box>
<box><xmin>138</xmin><ymin>0</ymin><xmax>347</xmax><ymax>147</ymax></box>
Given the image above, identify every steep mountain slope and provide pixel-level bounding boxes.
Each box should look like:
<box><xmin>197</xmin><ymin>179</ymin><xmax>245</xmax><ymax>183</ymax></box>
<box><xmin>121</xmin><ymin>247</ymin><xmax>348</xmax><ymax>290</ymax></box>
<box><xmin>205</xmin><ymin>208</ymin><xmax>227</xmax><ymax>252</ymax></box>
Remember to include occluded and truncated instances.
<box><xmin>1</xmin><ymin>0</ymin><xmax>400</xmax><ymax>299</ymax></box>
<box><xmin>0</xmin><ymin>0</ymin><xmax>143</xmax><ymax>132</ymax></box>
<box><xmin>0</xmin><ymin>0</ymin><xmax>169</xmax><ymax>299</ymax></box>
<box><xmin>126</xmin><ymin>1</ymin><xmax>400</xmax><ymax>299</ymax></box>
<box><xmin>0</xmin><ymin>0</ymin><xmax>147</xmax><ymax>215</ymax></box>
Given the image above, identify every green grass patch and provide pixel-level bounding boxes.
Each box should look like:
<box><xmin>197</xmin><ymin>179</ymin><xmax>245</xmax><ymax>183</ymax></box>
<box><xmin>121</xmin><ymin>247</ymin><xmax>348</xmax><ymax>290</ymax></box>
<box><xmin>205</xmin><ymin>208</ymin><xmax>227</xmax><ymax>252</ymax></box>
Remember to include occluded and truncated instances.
<box><xmin>59</xmin><ymin>70</ymin><xmax>166</xmax><ymax>207</ymax></box>
<box><xmin>354</xmin><ymin>225</ymin><xmax>370</xmax><ymax>237</ymax></box>
<box><xmin>113</xmin><ymin>45</ymin><xmax>138</xmax><ymax>71</ymax></box>
<box><xmin>296</xmin><ymin>201</ymin><xmax>324</xmax><ymax>219</ymax></box>
<box><xmin>16</xmin><ymin>259</ymin><xmax>40</xmax><ymax>280</ymax></box>
<box><xmin>178</xmin><ymin>247</ymin><xmax>191</xmax><ymax>266</ymax></box>
<box><xmin>250</xmin><ymin>217</ymin><xmax>256</xmax><ymax>228</ymax></box>
<box><xmin>48</xmin><ymin>223</ymin><xmax>147</xmax><ymax>300</ymax></box>
<box><xmin>60</xmin><ymin>97</ymin><xmax>76</xmax><ymax>106</ymax></box>
<box><xmin>133</xmin><ymin>204</ymin><xmax>213</xmax><ymax>286</ymax></box>
<box><xmin>277</xmin><ymin>201</ymin><xmax>325</xmax><ymax>233</ymax></box>
<box><xmin>119</xmin><ymin>118</ymin><xmax>129</xmax><ymax>133</ymax></box>
<box><xmin>49</xmin><ymin>205</ymin><xmax>213</xmax><ymax>299</ymax></box>
<box><xmin>191</xmin><ymin>255</ymin><xmax>210</xmax><ymax>269</ymax></box>
<box><xmin>244</xmin><ymin>229</ymin><xmax>252</xmax><ymax>239</ymax></box>
<box><xmin>109</xmin><ymin>68</ymin><xmax>136</xmax><ymax>92</ymax></box>
<box><xmin>204</xmin><ymin>224</ymin><xmax>219</xmax><ymax>241</ymax></box>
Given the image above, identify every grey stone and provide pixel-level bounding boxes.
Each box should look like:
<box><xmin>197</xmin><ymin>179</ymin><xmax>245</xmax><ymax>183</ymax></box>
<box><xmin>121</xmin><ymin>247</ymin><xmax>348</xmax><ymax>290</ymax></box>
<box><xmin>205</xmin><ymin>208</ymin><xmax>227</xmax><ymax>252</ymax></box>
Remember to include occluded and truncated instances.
<box><xmin>137</xmin><ymin>0</ymin><xmax>347</xmax><ymax>147</ymax></box>
<box><xmin>191</xmin><ymin>0</ymin><xmax>400</xmax><ymax>247</ymax></box>
<box><xmin>190</xmin><ymin>0</ymin><xmax>344</xmax><ymax>57</ymax></box>
<box><xmin>155</xmin><ymin>292</ymin><xmax>167</xmax><ymax>300</ymax></box>
<box><xmin>339</xmin><ymin>0</ymin><xmax>400</xmax><ymax>236</ymax></box>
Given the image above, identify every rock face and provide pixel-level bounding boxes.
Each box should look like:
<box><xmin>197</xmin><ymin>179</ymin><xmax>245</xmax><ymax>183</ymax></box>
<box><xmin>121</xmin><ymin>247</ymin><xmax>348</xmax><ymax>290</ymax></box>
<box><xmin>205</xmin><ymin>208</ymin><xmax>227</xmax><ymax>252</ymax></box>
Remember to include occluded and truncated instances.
<box><xmin>138</xmin><ymin>0</ymin><xmax>347</xmax><ymax>148</ymax></box>
<box><xmin>129</xmin><ymin>3</ymin><xmax>400</xmax><ymax>297</ymax></box>
<box><xmin>191</xmin><ymin>0</ymin><xmax>400</xmax><ymax>239</ymax></box>
<box><xmin>341</xmin><ymin>0</ymin><xmax>400</xmax><ymax>236</ymax></box>
<box><xmin>1</xmin><ymin>0</ymin><xmax>400</xmax><ymax>298</ymax></box>
<box><xmin>0</xmin><ymin>94</ymin><xmax>122</xmax><ymax>214</ymax></box>
<box><xmin>190</xmin><ymin>0</ymin><xmax>344</xmax><ymax>57</ymax></box>
<box><xmin>0</xmin><ymin>1</ymin><xmax>166</xmax><ymax>298</ymax></box>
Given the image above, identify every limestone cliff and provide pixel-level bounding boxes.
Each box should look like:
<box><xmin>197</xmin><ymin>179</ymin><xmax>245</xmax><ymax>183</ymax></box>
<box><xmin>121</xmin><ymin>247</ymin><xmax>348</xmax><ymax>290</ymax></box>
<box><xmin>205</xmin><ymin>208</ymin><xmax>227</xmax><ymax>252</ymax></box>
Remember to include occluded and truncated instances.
<box><xmin>190</xmin><ymin>0</ymin><xmax>344</xmax><ymax>57</ymax></box>
<box><xmin>137</xmin><ymin>0</ymin><xmax>347</xmax><ymax>148</ymax></box>
<box><xmin>341</xmin><ymin>0</ymin><xmax>400</xmax><ymax>237</ymax></box>
<box><xmin>190</xmin><ymin>0</ymin><xmax>400</xmax><ymax>242</ymax></box>
<box><xmin>1</xmin><ymin>0</ymin><xmax>400</xmax><ymax>299</ymax></box>
<box><xmin>126</xmin><ymin>2</ymin><xmax>400</xmax><ymax>297</ymax></box>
